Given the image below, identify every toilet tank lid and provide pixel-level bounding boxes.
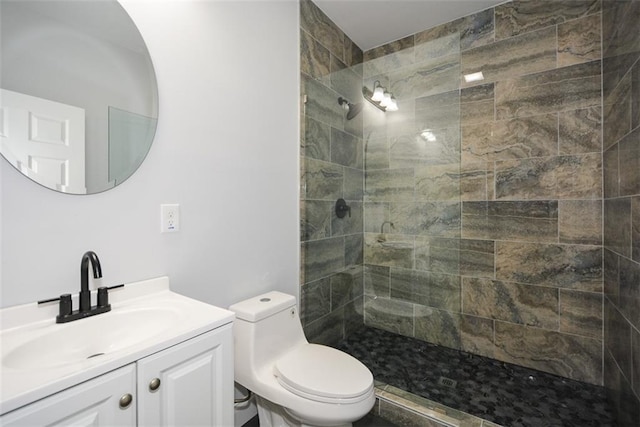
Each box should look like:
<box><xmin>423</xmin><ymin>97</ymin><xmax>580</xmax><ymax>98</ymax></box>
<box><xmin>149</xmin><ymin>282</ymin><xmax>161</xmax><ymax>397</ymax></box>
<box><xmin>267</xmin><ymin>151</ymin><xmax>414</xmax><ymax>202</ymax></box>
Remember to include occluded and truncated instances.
<box><xmin>228</xmin><ymin>291</ymin><xmax>296</xmax><ymax>322</ymax></box>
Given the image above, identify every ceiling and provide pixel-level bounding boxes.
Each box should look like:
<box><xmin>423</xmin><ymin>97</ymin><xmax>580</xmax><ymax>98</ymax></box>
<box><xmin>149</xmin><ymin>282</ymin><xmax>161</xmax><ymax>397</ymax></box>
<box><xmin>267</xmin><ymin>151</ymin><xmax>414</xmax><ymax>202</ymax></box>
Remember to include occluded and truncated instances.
<box><xmin>313</xmin><ymin>0</ymin><xmax>507</xmax><ymax>51</ymax></box>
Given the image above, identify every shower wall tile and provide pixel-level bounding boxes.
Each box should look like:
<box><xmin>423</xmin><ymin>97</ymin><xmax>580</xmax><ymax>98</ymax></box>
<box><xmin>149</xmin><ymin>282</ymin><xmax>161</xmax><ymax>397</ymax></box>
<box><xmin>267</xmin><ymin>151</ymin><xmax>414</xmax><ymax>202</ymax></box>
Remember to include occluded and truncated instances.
<box><xmin>365</xmin><ymin>264</ymin><xmax>390</xmax><ymax>297</ymax></box>
<box><xmin>462</xmin><ymin>278</ymin><xmax>559</xmax><ymax>329</ymax></box>
<box><xmin>300</xmin><ymin>0</ymin><xmax>344</xmax><ymax>62</ymax></box>
<box><xmin>459</xmin><ymin>314</ymin><xmax>496</xmax><ymax>359</ymax></box>
<box><xmin>460</xmin><ymin>164</ymin><xmax>489</xmax><ymax>201</ymax></box>
<box><xmin>302</xmin><ymin>74</ymin><xmax>344</xmax><ymax>129</ymax></box>
<box><xmin>414</xmin><ymin>164</ymin><xmax>460</xmax><ymax>202</ymax></box>
<box><xmin>364</xmin><ymin>137</ymin><xmax>389</xmax><ymax>170</ymax></box>
<box><xmin>344</xmin><ymin>297</ymin><xmax>365</xmax><ymax>337</ymax></box>
<box><xmin>605</xmin><ymin>300</ymin><xmax>632</xmax><ymax>381</ymax></box>
<box><xmin>364</xmin><ymin>35</ymin><xmax>414</xmax><ymax>62</ymax></box>
<box><xmin>365</xmin><ymin>168</ymin><xmax>414</xmax><ymax>201</ymax></box>
<box><xmin>603</xmin><ymin>144</ymin><xmax>619</xmax><ymax>198</ymax></box>
<box><xmin>604</xmin><ymin>249</ymin><xmax>619</xmax><ymax>305</ymax></box>
<box><xmin>301</xmin><ymin>278</ymin><xmax>331</xmax><ymax>326</ymax></box>
<box><xmin>493</xmin><ymin>321</ymin><xmax>602</xmax><ymax>384</ymax></box>
<box><xmin>364</xmin><ymin>296</ymin><xmax>414</xmax><ymax>336</ymax></box>
<box><xmin>301</xmin><ymin>237</ymin><xmax>345</xmax><ymax>283</ymax></box>
<box><xmin>343</xmin><ymin>167</ymin><xmax>363</xmax><ymax>200</ymax></box>
<box><xmin>415</xmin><ymin>90</ymin><xmax>460</xmax><ymax>131</ymax></box>
<box><xmin>495</xmin><ymin>241</ymin><xmax>602</xmax><ymax>291</ymax></box>
<box><xmin>559</xmin><ymin>290</ymin><xmax>603</xmax><ymax>339</ymax></box>
<box><xmin>390</xmin><ymin>267</ymin><xmax>461</xmax><ymax>312</ymax></box>
<box><xmin>619</xmin><ymin>256</ymin><xmax>640</xmax><ymax>330</ymax></box>
<box><xmin>390</xmin><ymin>129</ymin><xmax>460</xmax><ymax>168</ymax></box>
<box><xmin>414</xmin><ymin>8</ymin><xmax>494</xmax><ymax>51</ymax></box>
<box><xmin>414</xmin><ymin>306</ymin><xmax>462</xmax><ymax>349</ymax></box>
<box><xmin>303</xmin><ymin>158</ymin><xmax>343</xmax><ymax>200</ymax></box>
<box><xmin>495</xmin><ymin>61</ymin><xmax>601</xmax><ymax>120</ymax></box>
<box><xmin>364</xmin><ymin>47</ymin><xmax>415</xmax><ymax>79</ymax></box>
<box><xmin>414</xmin><ymin>33</ymin><xmax>460</xmax><ymax>61</ymax></box>
<box><xmin>364</xmin><ymin>202</ymin><xmax>390</xmax><ymax>233</ymax></box>
<box><xmin>345</xmin><ymin>234</ymin><xmax>364</xmax><ymax>267</ymax></box>
<box><xmin>331</xmin><ymin>266</ymin><xmax>364</xmax><ymax>310</ymax></box>
<box><xmin>389</xmin><ymin>54</ymin><xmax>460</xmax><ymax>100</ymax></box>
<box><xmin>461</xmin><ymin>113</ymin><xmax>558</xmax><ymax>165</ymax></box>
<box><xmin>414</xmin><ymin>238</ymin><xmax>494</xmax><ymax>278</ymax></box>
<box><xmin>303</xmin><ymin>116</ymin><xmax>331</xmax><ymax>162</ymax></box>
<box><xmin>300</xmin><ymin>28</ymin><xmax>331</xmax><ymax>80</ymax></box>
<box><xmin>364</xmin><ymin>233</ymin><xmax>414</xmax><ymax>269</ymax></box>
<box><xmin>559</xmin><ymin>199</ymin><xmax>602</xmax><ymax>245</ymax></box>
<box><xmin>304</xmin><ymin>306</ymin><xmax>344</xmax><ymax>346</ymax></box>
<box><xmin>633</xmin><ymin>197</ymin><xmax>640</xmax><ymax>263</ymax></box>
<box><xmin>603</xmin><ymin>72</ymin><xmax>632</xmax><ymax>148</ymax></box>
<box><xmin>331</xmin><ymin>202</ymin><xmax>363</xmax><ymax>237</ymax></box>
<box><xmin>632</xmin><ymin>327</ymin><xmax>640</xmax><ymax>397</ymax></box>
<box><xmin>330</xmin><ymin>59</ymin><xmax>363</xmax><ymax>103</ymax></box>
<box><xmin>618</xmin><ymin>127</ymin><xmax>640</xmax><ymax>196</ymax></box>
<box><xmin>301</xmin><ymin>200</ymin><xmax>332</xmax><ymax>241</ymax></box>
<box><xmin>558</xmin><ymin>107</ymin><xmax>602</xmax><ymax>155</ymax></box>
<box><xmin>604</xmin><ymin>197</ymin><xmax>631</xmax><ymax>257</ymax></box>
<box><xmin>462</xmin><ymin>200</ymin><xmax>558</xmax><ymax>243</ymax></box>
<box><xmin>494</xmin><ymin>0</ymin><xmax>601</xmax><ymax>40</ymax></box>
<box><xmin>331</xmin><ymin>127</ymin><xmax>363</xmax><ymax>169</ymax></box>
<box><xmin>557</xmin><ymin>13</ymin><xmax>602</xmax><ymax>67</ymax></box>
<box><xmin>460</xmin><ymin>83</ymin><xmax>495</xmax><ymax>126</ymax></box>
<box><xmin>391</xmin><ymin>202</ymin><xmax>461</xmax><ymax>238</ymax></box>
<box><xmin>461</xmin><ymin>27</ymin><xmax>557</xmax><ymax>87</ymax></box>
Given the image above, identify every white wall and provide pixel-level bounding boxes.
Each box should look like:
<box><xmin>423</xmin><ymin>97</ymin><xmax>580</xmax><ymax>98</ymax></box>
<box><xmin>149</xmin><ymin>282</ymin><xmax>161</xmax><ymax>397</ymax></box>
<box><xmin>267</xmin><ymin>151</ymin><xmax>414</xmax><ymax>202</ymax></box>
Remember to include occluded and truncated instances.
<box><xmin>0</xmin><ymin>0</ymin><xmax>300</xmax><ymax>312</ymax></box>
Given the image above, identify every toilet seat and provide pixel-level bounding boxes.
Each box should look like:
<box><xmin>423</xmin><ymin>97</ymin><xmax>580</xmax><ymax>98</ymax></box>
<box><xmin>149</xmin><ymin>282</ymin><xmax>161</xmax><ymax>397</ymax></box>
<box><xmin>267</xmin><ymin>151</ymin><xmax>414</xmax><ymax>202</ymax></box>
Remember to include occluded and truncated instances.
<box><xmin>274</xmin><ymin>344</ymin><xmax>373</xmax><ymax>404</ymax></box>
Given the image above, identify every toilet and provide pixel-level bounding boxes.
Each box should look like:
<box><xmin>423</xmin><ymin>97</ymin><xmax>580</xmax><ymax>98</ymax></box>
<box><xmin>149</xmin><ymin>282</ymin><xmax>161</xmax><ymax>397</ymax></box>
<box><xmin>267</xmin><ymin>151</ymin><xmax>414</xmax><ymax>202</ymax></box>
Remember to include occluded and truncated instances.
<box><xmin>229</xmin><ymin>291</ymin><xmax>375</xmax><ymax>427</ymax></box>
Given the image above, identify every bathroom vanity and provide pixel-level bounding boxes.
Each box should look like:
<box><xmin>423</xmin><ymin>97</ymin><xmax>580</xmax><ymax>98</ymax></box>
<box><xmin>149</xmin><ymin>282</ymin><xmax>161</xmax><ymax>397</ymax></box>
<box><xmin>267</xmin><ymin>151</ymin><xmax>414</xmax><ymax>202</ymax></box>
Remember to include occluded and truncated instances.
<box><xmin>0</xmin><ymin>277</ymin><xmax>235</xmax><ymax>426</ymax></box>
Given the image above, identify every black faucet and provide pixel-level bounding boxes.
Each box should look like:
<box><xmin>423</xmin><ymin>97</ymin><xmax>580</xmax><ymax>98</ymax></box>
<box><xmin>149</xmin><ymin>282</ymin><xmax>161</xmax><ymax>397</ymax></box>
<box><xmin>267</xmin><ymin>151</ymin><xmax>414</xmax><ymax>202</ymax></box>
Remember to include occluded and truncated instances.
<box><xmin>56</xmin><ymin>251</ymin><xmax>111</xmax><ymax>323</ymax></box>
<box><xmin>80</xmin><ymin>251</ymin><xmax>102</xmax><ymax>312</ymax></box>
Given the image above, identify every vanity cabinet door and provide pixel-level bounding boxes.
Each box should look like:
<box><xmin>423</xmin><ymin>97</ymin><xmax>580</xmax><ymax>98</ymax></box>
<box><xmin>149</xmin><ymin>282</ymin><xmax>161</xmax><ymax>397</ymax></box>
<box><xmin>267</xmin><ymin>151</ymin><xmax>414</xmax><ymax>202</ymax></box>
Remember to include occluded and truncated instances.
<box><xmin>0</xmin><ymin>364</ymin><xmax>136</xmax><ymax>426</ymax></box>
<box><xmin>137</xmin><ymin>324</ymin><xmax>233</xmax><ymax>427</ymax></box>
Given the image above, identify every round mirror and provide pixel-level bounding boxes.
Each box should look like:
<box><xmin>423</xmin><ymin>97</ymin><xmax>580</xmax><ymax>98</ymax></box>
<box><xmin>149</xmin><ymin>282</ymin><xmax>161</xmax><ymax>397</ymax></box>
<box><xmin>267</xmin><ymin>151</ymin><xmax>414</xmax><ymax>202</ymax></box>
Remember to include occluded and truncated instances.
<box><xmin>0</xmin><ymin>0</ymin><xmax>158</xmax><ymax>194</ymax></box>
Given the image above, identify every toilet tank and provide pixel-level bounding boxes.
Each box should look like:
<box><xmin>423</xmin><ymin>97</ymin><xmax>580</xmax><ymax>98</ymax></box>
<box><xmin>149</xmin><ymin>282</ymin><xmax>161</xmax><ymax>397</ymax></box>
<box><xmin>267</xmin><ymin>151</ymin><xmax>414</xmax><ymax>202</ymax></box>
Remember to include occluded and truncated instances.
<box><xmin>229</xmin><ymin>292</ymin><xmax>308</xmax><ymax>387</ymax></box>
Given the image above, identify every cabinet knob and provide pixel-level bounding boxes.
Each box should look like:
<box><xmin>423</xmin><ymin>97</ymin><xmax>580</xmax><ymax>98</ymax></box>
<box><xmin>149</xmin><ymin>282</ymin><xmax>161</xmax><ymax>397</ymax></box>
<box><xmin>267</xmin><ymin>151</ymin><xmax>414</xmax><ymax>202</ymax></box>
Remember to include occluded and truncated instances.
<box><xmin>119</xmin><ymin>393</ymin><xmax>133</xmax><ymax>409</ymax></box>
<box><xmin>149</xmin><ymin>377</ymin><xmax>161</xmax><ymax>392</ymax></box>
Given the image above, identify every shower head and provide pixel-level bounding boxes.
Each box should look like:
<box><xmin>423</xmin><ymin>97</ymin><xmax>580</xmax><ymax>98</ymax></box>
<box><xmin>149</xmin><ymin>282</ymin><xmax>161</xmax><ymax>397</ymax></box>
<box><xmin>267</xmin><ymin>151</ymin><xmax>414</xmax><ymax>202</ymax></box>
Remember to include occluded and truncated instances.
<box><xmin>338</xmin><ymin>97</ymin><xmax>363</xmax><ymax>121</ymax></box>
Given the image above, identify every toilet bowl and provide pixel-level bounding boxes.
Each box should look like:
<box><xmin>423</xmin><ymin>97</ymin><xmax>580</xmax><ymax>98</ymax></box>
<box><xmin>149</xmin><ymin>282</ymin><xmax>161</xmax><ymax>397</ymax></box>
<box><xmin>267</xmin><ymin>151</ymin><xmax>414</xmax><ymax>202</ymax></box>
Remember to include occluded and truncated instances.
<box><xmin>229</xmin><ymin>292</ymin><xmax>375</xmax><ymax>427</ymax></box>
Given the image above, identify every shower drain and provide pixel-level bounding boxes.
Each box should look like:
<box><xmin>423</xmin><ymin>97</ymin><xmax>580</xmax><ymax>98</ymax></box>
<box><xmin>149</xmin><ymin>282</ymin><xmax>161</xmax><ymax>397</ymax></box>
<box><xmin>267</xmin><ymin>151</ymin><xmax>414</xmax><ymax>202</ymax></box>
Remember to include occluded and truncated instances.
<box><xmin>438</xmin><ymin>376</ymin><xmax>457</xmax><ymax>388</ymax></box>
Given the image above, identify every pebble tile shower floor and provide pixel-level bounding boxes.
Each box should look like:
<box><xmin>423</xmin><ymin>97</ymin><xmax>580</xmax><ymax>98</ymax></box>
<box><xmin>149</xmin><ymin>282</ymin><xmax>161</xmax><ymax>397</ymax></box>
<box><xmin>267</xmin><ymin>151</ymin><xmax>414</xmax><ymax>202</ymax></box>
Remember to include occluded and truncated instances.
<box><xmin>336</xmin><ymin>327</ymin><xmax>614</xmax><ymax>427</ymax></box>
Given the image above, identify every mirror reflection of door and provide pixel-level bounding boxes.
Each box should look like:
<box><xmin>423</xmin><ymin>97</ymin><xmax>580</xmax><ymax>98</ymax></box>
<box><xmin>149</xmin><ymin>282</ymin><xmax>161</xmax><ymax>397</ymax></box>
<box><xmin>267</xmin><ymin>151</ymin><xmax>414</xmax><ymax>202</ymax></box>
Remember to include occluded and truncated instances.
<box><xmin>0</xmin><ymin>89</ymin><xmax>86</xmax><ymax>193</ymax></box>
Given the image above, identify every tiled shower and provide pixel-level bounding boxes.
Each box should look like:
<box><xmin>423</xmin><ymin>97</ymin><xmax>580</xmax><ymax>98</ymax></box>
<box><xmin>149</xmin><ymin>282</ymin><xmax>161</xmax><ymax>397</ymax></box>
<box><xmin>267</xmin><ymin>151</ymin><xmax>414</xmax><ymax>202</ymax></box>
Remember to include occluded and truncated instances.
<box><xmin>299</xmin><ymin>0</ymin><xmax>639</xmax><ymax>425</ymax></box>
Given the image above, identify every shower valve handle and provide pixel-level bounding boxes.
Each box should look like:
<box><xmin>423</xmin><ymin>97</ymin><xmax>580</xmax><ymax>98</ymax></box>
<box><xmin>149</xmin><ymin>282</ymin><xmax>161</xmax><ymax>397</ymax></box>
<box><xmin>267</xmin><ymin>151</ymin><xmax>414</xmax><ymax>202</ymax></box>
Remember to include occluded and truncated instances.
<box><xmin>335</xmin><ymin>198</ymin><xmax>351</xmax><ymax>218</ymax></box>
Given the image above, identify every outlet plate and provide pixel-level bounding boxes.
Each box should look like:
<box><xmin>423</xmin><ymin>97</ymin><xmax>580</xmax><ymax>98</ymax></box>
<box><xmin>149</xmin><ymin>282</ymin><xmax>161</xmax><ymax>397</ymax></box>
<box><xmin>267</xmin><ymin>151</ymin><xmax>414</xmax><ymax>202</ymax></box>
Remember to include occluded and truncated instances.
<box><xmin>160</xmin><ymin>204</ymin><xmax>180</xmax><ymax>233</ymax></box>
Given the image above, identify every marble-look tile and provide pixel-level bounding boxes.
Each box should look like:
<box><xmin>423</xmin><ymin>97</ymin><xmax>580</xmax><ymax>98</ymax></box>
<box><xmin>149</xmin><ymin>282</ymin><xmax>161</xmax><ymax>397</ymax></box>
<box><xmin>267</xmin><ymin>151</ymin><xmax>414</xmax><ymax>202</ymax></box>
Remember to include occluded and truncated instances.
<box><xmin>414</xmin><ymin>33</ymin><xmax>460</xmax><ymax>61</ymax></box>
<box><xmin>364</xmin><ymin>47</ymin><xmax>415</xmax><ymax>79</ymax></box>
<box><xmin>462</xmin><ymin>113</ymin><xmax>558</xmax><ymax>165</ymax></box>
<box><xmin>495</xmin><ymin>241</ymin><xmax>602</xmax><ymax>291</ymax></box>
<box><xmin>494</xmin><ymin>154</ymin><xmax>601</xmax><ymax>200</ymax></box>
<box><xmin>364</xmin><ymin>137</ymin><xmax>389</xmax><ymax>170</ymax></box>
<box><xmin>494</xmin><ymin>321</ymin><xmax>603</xmax><ymax>384</ymax></box>
<box><xmin>461</xmin><ymin>27</ymin><xmax>556</xmax><ymax>87</ymax></box>
<box><xmin>604</xmin><ymin>197</ymin><xmax>631</xmax><ymax>257</ymax></box>
<box><xmin>495</xmin><ymin>61</ymin><xmax>601</xmax><ymax>120</ymax></box>
<box><xmin>331</xmin><ymin>267</ymin><xmax>363</xmax><ymax>309</ymax></box>
<box><xmin>331</xmin><ymin>127</ymin><xmax>363</xmax><ymax>169</ymax></box>
<box><xmin>559</xmin><ymin>199</ymin><xmax>602</xmax><ymax>245</ymax></box>
<box><xmin>301</xmin><ymin>200</ymin><xmax>332</xmax><ymax>241</ymax></box>
<box><xmin>495</xmin><ymin>0</ymin><xmax>601</xmax><ymax>40</ymax></box>
<box><xmin>415</xmin><ymin>8</ymin><xmax>494</xmax><ymax>52</ymax></box>
<box><xmin>633</xmin><ymin>197</ymin><xmax>640</xmax><ymax>263</ymax></box>
<box><xmin>345</xmin><ymin>234</ymin><xmax>363</xmax><ymax>267</ymax></box>
<box><xmin>415</xmin><ymin>90</ymin><xmax>460</xmax><ymax>132</ymax></box>
<box><xmin>632</xmin><ymin>327</ymin><xmax>640</xmax><ymax>398</ymax></box>
<box><xmin>344</xmin><ymin>167</ymin><xmax>363</xmax><ymax>200</ymax></box>
<box><xmin>459</xmin><ymin>314</ymin><xmax>495</xmax><ymax>359</ymax></box>
<box><xmin>364</xmin><ymin>35</ymin><xmax>415</xmax><ymax>62</ymax></box>
<box><xmin>364</xmin><ymin>233</ymin><xmax>414</xmax><ymax>269</ymax></box>
<box><xmin>633</xmin><ymin>62</ymin><xmax>640</xmax><ymax>130</ymax></box>
<box><xmin>344</xmin><ymin>297</ymin><xmax>364</xmax><ymax>337</ymax></box>
<box><xmin>414</xmin><ymin>164</ymin><xmax>460</xmax><ymax>202</ymax></box>
<box><xmin>460</xmin><ymin>83</ymin><xmax>495</xmax><ymax>126</ymax></box>
<box><xmin>364</xmin><ymin>202</ymin><xmax>390</xmax><ymax>233</ymax></box>
<box><xmin>300</xmin><ymin>0</ymin><xmax>344</xmax><ymax>61</ymax></box>
<box><xmin>365</xmin><ymin>168</ymin><xmax>414</xmax><ymax>202</ymax></box>
<box><xmin>300</xmin><ymin>28</ymin><xmax>330</xmax><ymax>80</ymax></box>
<box><xmin>330</xmin><ymin>60</ymin><xmax>362</xmax><ymax>105</ymax></box>
<box><xmin>463</xmin><ymin>278</ymin><xmax>559</xmax><ymax>329</ymax></box>
<box><xmin>300</xmin><ymin>278</ymin><xmax>330</xmax><ymax>326</ymax></box>
<box><xmin>414</xmin><ymin>306</ymin><xmax>461</xmax><ymax>350</ymax></box>
<box><xmin>304</xmin><ymin>307</ymin><xmax>344</xmax><ymax>346</ymax></box>
<box><xmin>303</xmin><ymin>158</ymin><xmax>343</xmax><ymax>200</ymax></box>
<box><xmin>462</xmin><ymin>200</ymin><xmax>558</xmax><ymax>243</ymax></box>
<box><xmin>390</xmin><ymin>54</ymin><xmax>460</xmax><ymax>100</ymax></box>
<box><xmin>604</xmin><ymin>249</ymin><xmax>620</xmax><ymax>305</ymax></box>
<box><xmin>391</xmin><ymin>202</ymin><xmax>461</xmax><ymax>238</ymax></box>
<box><xmin>344</xmin><ymin>34</ymin><xmax>363</xmax><ymax>67</ymax></box>
<box><xmin>415</xmin><ymin>238</ymin><xmax>494</xmax><ymax>278</ymax></box>
<box><xmin>364</xmin><ymin>296</ymin><xmax>414</xmax><ymax>337</ymax></box>
<box><xmin>602</xmin><ymin>0</ymin><xmax>640</xmax><ymax>70</ymax></box>
<box><xmin>301</xmin><ymin>237</ymin><xmax>345</xmax><ymax>283</ymax></box>
<box><xmin>390</xmin><ymin>129</ymin><xmax>460</xmax><ymax>168</ymax></box>
<box><xmin>557</xmin><ymin>13</ymin><xmax>602</xmax><ymax>67</ymax></box>
<box><xmin>559</xmin><ymin>290</ymin><xmax>602</xmax><ymax>339</ymax></box>
<box><xmin>460</xmin><ymin>164</ymin><xmax>488</xmax><ymax>201</ymax></box>
<box><xmin>619</xmin><ymin>127</ymin><xmax>640</xmax><ymax>196</ymax></box>
<box><xmin>365</xmin><ymin>264</ymin><xmax>390</xmax><ymax>297</ymax></box>
<box><xmin>605</xmin><ymin>299</ymin><xmax>632</xmax><ymax>381</ymax></box>
<box><xmin>619</xmin><ymin>256</ymin><xmax>640</xmax><ymax>330</ymax></box>
<box><xmin>603</xmin><ymin>143</ymin><xmax>619</xmax><ymax>198</ymax></box>
<box><xmin>332</xmin><ymin>202</ymin><xmax>363</xmax><ymax>237</ymax></box>
<box><xmin>558</xmin><ymin>107</ymin><xmax>602</xmax><ymax>155</ymax></box>
<box><xmin>303</xmin><ymin>116</ymin><xmax>330</xmax><ymax>162</ymax></box>
<box><xmin>604</xmin><ymin>71</ymin><xmax>632</xmax><ymax>148</ymax></box>
<box><xmin>302</xmin><ymin>74</ymin><xmax>345</xmax><ymax>129</ymax></box>
<box><xmin>390</xmin><ymin>267</ymin><xmax>461</xmax><ymax>312</ymax></box>
<box><xmin>378</xmin><ymin>399</ymin><xmax>450</xmax><ymax>427</ymax></box>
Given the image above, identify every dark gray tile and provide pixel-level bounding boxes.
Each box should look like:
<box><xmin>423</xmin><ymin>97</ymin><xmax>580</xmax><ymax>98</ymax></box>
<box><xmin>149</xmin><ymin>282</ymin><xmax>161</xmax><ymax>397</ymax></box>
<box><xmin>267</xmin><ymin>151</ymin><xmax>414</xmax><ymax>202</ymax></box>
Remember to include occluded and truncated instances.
<box><xmin>303</xmin><ymin>116</ymin><xmax>331</xmax><ymax>162</ymax></box>
<box><xmin>495</xmin><ymin>241</ymin><xmax>603</xmax><ymax>292</ymax></box>
<box><xmin>559</xmin><ymin>290</ymin><xmax>603</xmax><ymax>339</ymax></box>
<box><xmin>619</xmin><ymin>256</ymin><xmax>640</xmax><ymax>330</ymax></box>
<box><xmin>603</xmin><ymin>143</ymin><xmax>619</xmax><ymax>198</ymax></box>
<box><xmin>344</xmin><ymin>34</ymin><xmax>363</xmax><ymax>67</ymax></box>
<box><xmin>301</xmin><ymin>200</ymin><xmax>332</xmax><ymax>241</ymax></box>
<box><xmin>604</xmin><ymin>197</ymin><xmax>631</xmax><ymax>257</ymax></box>
<box><xmin>414</xmin><ymin>306</ymin><xmax>461</xmax><ymax>350</ymax></box>
<box><xmin>304</xmin><ymin>307</ymin><xmax>344</xmax><ymax>346</ymax></box>
<box><xmin>605</xmin><ymin>299</ymin><xmax>632</xmax><ymax>381</ymax></box>
<box><xmin>300</xmin><ymin>0</ymin><xmax>344</xmax><ymax>60</ymax></box>
<box><xmin>365</xmin><ymin>264</ymin><xmax>390</xmax><ymax>297</ymax></box>
<box><xmin>301</xmin><ymin>278</ymin><xmax>331</xmax><ymax>325</ymax></box>
<box><xmin>558</xmin><ymin>107</ymin><xmax>602</xmax><ymax>155</ymax></box>
<box><xmin>559</xmin><ymin>199</ymin><xmax>602</xmax><ymax>245</ymax></box>
<box><xmin>331</xmin><ymin>267</ymin><xmax>364</xmax><ymax>309</ymax></box>
<box><xmin>300</xmin><ymin>28</ymin><xmax>330</xmax><ymax>80</ymax></box>
<box><xmin>303</xmin><ymin>158</ymin><xmax>343</xmax><ymax>200</ymax></box>
<box><xmin>390</xmin><ymin>267</ymin><xmax>461</xmax><ymax>312</ymax></box>
<box><xmin>331</xmin><ymin>201</ymin><xmax>363</xmax><ymax>237</ymax></box>
<box><xmin>633</xmin><ymin>197</ymin><xmax>640</xmax><ymax>263</ymax></box>
<box><xmin>557</xmin><ymin>13</ymin><xmax>602</xmax><ymax>67</ymax></box>
<box><xmin>302</xmin><ymin>74</ymin><xmax>344</xmax><ymax>129</ymax></box>
<box><xmin>331</xmin><ymin>127</ymin><xmax>363</xmax><ymax>169</ymax></box>
<box><xmin>345</xmin><ymin>233</ymin><xmax>364</xmax><ymax>267</ymax></box>
<box><xmin>364</xmin><ymin>35</ymin><xmax>415</xmax><ymax>62</ymax></box>
<box><xmin>604</xmin><ymin>71</ymin><xmax>632</xmax><ymax>147</ymax></box>
<box><xmin>632</xmin><ymin>326</ymin><xmax>640</xmax><ymax>399</ymax></box>
<box><xmin>415</xmin><ymin>8</ymin><xmax>494</xmax><ymax>51</ymax></box>
<box><xmin>619</xmin><ymin>127</ymin><xmax>640</xmax><ymax>197</ymax></box>
<box><xmin>301</xmin><ymin>237</ymin><xmax>345</xmax><ymax>283</ymax></box>
<box><xmin>604</xmin><ymin>249</ymin><xmax>620</xmax><ymax>305</ymax></box>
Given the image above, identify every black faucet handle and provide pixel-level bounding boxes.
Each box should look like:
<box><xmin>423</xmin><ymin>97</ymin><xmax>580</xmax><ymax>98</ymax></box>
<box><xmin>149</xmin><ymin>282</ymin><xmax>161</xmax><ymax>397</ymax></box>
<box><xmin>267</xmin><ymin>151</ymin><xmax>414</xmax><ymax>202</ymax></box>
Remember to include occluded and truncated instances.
<box><xmin>97</xmin><ymin>287</ymin><xmax>109</xmax><ymax>308</ymax></box>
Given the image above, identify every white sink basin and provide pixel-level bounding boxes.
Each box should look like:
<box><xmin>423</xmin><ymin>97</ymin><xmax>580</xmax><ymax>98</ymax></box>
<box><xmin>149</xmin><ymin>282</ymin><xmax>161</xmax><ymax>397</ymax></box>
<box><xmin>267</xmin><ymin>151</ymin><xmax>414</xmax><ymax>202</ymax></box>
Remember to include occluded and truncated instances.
<box><xmin>3</xmin><ymin>307</ymin><xmax>178</xmax><ymax>370</ymax></box>
<box><xmin>0</xmin><ymin>276</ymin><xmax>235</xmax><ymax>416</ymax></box>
